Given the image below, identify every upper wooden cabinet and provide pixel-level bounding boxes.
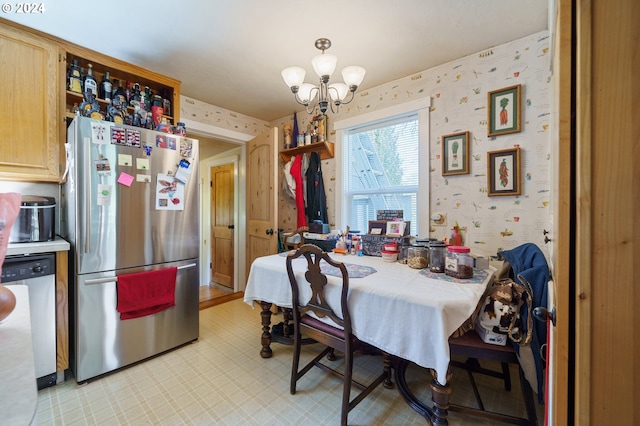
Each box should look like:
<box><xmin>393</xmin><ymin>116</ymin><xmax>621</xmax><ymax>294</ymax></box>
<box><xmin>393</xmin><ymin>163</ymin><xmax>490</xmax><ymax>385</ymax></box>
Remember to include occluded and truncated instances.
<box><xmin>0</xmin><ymin>18</ymin><xmax>181</xmax><ymax>183</ymax></box>
<box><xmin>0</xmin><ymin>20</ymin><xmax>62</xmax><ymax>182</ymax></box>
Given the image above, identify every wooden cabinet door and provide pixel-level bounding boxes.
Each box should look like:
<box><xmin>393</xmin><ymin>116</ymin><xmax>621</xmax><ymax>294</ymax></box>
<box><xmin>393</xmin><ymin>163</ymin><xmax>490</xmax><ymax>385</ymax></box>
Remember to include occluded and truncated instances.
<box><xmin>246</xmin><ymin>128</ymin><xmax>279</xmax><ymax>279</ymax></box>
<box><xmin>0</xmin><ymin>22</ymin><xmax>60</xmax><ymax>182</ymax></box>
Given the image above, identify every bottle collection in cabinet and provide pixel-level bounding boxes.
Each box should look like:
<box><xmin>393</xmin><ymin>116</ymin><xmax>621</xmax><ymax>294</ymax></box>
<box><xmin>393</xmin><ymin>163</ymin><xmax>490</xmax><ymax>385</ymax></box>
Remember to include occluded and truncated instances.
<box><xmin>62</xmin><ymin>50</ymin><xmax>181</xmax><ymax>126</ymax></box>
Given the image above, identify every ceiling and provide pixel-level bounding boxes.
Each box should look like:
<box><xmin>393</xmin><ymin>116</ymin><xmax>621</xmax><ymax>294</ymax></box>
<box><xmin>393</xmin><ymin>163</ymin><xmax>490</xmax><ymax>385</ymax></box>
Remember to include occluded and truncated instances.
<box><xmin>6</xmin><ymin>1</ymin><xmax>548</xmax><ymax>123</ymax></box>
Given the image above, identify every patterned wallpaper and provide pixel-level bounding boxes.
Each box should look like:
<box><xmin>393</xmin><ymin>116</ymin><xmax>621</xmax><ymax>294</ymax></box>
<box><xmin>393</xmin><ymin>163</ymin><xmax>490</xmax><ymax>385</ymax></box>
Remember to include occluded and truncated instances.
<box><xmin>180</xmin><ymin>96</ymin><xmax>270</xmax><ymax>137</ymax></box>
<box><xmin>183</xmin><ymin>30</ymin><xmax>551</xmax><ymax>259</ymax></box>
<box><xmin>272</xmin><ymin>30</ymin><xmax>552</xmax><ymax>258</ymax></box>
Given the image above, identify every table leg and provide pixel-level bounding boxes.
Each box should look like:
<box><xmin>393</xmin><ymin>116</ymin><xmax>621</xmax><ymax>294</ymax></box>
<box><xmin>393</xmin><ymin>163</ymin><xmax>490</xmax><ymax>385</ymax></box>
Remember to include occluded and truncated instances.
<box><xmin>259</xmin><ymin>301</ymin><xmax>273</xmax><ymax>358</ymax></box>
<box><xmin>393</xmin><ymin>358</ymin><xmax>452</xmax><ymax>425</ymax></box>
<box><xmin>430</xmin><ymin>369</ymin><xmax>452</xmax><ymax>425</ymax></box>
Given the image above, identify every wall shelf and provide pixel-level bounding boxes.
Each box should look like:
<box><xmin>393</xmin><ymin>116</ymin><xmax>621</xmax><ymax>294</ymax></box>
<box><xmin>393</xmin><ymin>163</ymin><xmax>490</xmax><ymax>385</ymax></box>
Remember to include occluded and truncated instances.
<box><xmin>279</xmin><ymin>141</ymin><xmax>334</xmax><ymax>163</ymax></box>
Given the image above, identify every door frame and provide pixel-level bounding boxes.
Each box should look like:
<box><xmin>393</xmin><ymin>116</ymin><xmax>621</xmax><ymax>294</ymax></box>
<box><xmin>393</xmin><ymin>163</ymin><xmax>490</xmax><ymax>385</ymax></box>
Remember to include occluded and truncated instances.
<box><xmin>205</xmin><ymin>155</ymin><xmax>240</xmax><ymax>290</ymax></box>
<box><xmin>182</xmin><ymin>118</ymin><xmax>252</xmax><ymax>292</ymax></box>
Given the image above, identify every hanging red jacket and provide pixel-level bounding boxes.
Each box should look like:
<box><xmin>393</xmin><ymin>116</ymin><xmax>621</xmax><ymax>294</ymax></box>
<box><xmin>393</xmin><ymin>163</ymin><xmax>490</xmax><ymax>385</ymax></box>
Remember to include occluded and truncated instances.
<box><xmin>290</xmin><ymin>154</ymin><xmax>307</xmax><ymax>228</ymax></box>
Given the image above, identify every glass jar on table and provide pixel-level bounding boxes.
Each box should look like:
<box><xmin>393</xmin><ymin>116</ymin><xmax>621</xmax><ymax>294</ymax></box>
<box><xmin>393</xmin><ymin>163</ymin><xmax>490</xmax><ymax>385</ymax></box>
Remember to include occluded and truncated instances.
<box><xmin>445</xmin><ymin>245</ymin><xmax>474</xmax><ymax>279</ymax></box>
<box><xmin>429</xmin><ymin>240</ymin><xmax>447</xmax><ymax>273</ymax></box>
<box><xmin>407</xmin><ymin>245</ymin><xmax>429</xmax><ymax>269</ymax></box>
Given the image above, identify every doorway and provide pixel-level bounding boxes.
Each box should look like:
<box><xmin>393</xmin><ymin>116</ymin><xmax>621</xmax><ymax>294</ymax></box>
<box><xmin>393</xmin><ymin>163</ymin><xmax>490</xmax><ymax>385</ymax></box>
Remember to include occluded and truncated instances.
<box><xmin>210</xmin><ymin>163</ymin><xmax>234</xmax><ymax>289</ymax></box>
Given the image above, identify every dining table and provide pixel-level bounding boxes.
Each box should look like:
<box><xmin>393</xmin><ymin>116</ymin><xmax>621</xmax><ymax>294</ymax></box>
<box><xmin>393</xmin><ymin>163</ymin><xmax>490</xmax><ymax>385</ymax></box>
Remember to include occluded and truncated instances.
<box><xmin>244</xmin><ymin>250</ymin><xmax>494</xmax><ymax>424</ymax></box>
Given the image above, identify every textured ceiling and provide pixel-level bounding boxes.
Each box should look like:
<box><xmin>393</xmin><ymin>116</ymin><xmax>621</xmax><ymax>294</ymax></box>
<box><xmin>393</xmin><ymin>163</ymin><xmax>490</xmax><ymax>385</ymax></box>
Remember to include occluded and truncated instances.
<box><xmin>5</xmin><ymin>0</ymin><xmax>548</xmax><ymax>122</ymax></box>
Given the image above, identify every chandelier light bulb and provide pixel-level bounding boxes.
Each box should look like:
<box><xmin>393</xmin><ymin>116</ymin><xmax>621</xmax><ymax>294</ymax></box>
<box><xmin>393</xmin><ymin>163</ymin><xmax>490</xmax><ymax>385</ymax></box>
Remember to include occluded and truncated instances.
<box><xmin>342</xmin><ymin>66</ymin><xmax>366</xmax><ymax>88</ymax></box>
<box><xmin>281</xmin><ymin>66</ymin><xmax>306</xmax><ymax>89</ymax></box>
<box><xmin>328</xmin><ymin>83</ymin><xmax>349</xmax><ymax>102</ymax></box>
<box><xmin>311</xmin><ymin>53</ymin><xmax>338</xmax><ymax>78</ymax></box>
<box><xmin>297</xmin><ymin>83</ymin><xmax>317</xmax><ymax>104</ymax></box>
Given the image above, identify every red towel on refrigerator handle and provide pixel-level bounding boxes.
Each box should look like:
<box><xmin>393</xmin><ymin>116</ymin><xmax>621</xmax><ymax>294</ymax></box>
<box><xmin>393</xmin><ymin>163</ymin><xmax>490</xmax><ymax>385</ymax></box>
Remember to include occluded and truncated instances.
<box><xmin>116</xmin><ymin>267</ymin><xmax>177</xmax><ymax>320</ymax></box>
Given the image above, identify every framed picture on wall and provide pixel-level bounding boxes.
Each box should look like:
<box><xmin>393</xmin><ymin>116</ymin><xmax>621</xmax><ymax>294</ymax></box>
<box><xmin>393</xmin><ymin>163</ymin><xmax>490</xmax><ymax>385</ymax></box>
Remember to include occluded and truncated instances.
<box><xmin>487</xmin><ymin>147</ymin><xmax>521</xmax><ymax>196</ymax></box>
<box><xmin>487</xmin><ymin>84</ymin><xmax>521</xmax><ymax>137</ymax></box>
<box><xmin>442</xmin><ymin>131</ymin><xmax>470</xmax><ymax>176</ymax></box>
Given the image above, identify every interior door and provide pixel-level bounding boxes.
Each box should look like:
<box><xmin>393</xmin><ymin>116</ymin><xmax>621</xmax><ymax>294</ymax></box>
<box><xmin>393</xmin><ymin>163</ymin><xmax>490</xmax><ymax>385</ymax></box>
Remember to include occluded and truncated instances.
<box><xmin>246</xmin><ymin>127</ymin><xmax>279</xmax><ymax>279</ymax></box>
<box><xmin>211</xmin><ymin>163</ymin><xmax>234</xmax><ymax>288</ymax></box>
<box><xmin>548</xmin><ymin>2</ymin><xmax>572</xmax><ymax>424</ymax></box>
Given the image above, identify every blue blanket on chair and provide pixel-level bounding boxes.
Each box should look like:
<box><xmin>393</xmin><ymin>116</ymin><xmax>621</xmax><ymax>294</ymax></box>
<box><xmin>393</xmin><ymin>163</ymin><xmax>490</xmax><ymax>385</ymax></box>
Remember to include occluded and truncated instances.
<box><xmin>498</xmin><ymin>243</ymin><xmax>549</xmax><ymax>403</ymax></box>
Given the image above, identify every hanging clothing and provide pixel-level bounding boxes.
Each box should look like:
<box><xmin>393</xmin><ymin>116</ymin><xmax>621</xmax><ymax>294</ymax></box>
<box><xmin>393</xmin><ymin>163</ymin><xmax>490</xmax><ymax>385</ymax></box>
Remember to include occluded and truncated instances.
<box><xmin>282</xmin><ymin>157</ymin><xmax>296</xmax><ymax>199</ymax></box>
<box><xmin>305</xmin><ymin>152</ymin><xmax>328</xmax><ymax>224</ymax></box>
<box><xmin>290</xmin><ymin>154</ymin><xmax>307</xmax><ymax>228</ymax></box>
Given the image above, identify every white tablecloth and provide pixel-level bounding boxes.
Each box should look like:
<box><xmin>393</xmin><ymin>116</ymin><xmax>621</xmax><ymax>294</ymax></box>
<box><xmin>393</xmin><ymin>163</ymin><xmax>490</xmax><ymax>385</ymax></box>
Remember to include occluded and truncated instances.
<box><xmin>244</xmin><ymin>252</ymin><xmax>492</xmax><ymax>385</ymax></box>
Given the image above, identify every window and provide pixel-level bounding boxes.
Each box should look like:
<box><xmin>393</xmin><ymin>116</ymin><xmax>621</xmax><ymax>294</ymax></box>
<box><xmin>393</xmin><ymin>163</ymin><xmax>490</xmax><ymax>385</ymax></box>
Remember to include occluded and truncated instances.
<box><xmin>334</xmin><ymin>99</ymin><xmax>430</xmax><ymax>236</ymax></box>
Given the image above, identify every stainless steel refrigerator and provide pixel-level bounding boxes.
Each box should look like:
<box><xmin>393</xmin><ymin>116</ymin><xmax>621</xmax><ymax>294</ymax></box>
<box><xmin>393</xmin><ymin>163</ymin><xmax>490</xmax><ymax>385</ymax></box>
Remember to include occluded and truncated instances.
<box><xmin>62</xmin><ymin>116</ymin><xmax>200</xmax><ymax>383</ymax></box>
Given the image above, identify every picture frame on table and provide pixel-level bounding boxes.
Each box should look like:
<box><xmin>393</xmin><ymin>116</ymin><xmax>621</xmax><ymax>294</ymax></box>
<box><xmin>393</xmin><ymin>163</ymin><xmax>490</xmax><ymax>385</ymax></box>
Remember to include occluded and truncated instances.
<box><xmin>487</xmin><ymin>147</ymin><xmax>521</xmax><ymax>196</ymax></box>
<box><xmin>442</xmin><ymin>131</ymin><xmax>470</xmax><ymax>176</ymax></box>
<box><xmin>386</xmin><ymin>221</ymin><xmax>406</xmax><ymax>236</ymax></box>
<box><xmin>487</xmin><ymin>84</ymin><xmax>521</xmax><ymax>137</ymax></box>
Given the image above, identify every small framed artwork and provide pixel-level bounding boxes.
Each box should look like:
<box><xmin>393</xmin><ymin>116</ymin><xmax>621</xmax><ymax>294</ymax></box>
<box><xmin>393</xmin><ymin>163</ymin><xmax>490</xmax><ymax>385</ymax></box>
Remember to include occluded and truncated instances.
<box><xmin>487</xmin><ymin>147</ymin><xmax>521</xmax><ymax>196</ymax></box>
<box><xmin>442</xmin><ymin>131</ymin><xmax>470</xmax><ymax>176</ymax></box>
<box><xmin>386</xmin><ymin>221</ymin><xmax>406</xmax><ymax>237</ymax></box>
<box><xmin>487</xmin><ymin>84</ymin><xmax>522</xmax><ymax>137</ymax></box>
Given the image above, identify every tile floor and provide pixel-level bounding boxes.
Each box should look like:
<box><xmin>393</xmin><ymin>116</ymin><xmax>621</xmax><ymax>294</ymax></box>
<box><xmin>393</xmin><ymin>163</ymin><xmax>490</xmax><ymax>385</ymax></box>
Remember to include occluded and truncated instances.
<box><xmin>36</xmin><ymin>299</ymin><xmax>544</xmax><ymax>425</ymax></box>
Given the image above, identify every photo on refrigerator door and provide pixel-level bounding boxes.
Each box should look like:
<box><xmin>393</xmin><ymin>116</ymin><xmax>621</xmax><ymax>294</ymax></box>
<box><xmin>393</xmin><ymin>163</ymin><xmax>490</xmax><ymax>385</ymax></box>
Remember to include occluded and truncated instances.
<box><xmin>156</xmin><ymin>173</ymin><xmax>184</xmax><ymax>210</ymax></box>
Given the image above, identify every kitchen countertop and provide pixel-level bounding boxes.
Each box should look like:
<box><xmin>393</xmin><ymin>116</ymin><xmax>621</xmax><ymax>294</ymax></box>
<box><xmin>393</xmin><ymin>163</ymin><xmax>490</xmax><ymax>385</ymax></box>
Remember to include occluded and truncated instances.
<box><xmin>7</xmin><ymin>236</ymin><xmax>70</xmax><ymax>256</ymax></box>
<box><xmin>0</xmin><ymin>285</ymin><xmax>38</xmax><ymax>426</ymax></box>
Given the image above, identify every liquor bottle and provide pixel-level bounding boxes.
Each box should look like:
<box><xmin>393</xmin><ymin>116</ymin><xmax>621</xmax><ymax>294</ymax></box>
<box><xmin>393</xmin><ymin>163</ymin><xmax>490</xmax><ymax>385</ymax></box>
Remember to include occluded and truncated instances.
<box><xmin>131</xmin><ymin>82</ymin><xmax>141</xmax><ymax>107</ymax></box>
<box><xmin>124</xmin><ymin>81</ymin><xmax>132</xmax><ymax>104</ymax></box>
<box><xmin>143</xmin><ymin>86</ymin><xmax>152</xmax><ymax>111</ymax></box>
<box><xmin>111</xmin><ymin>78</ymin><xmax>124</xmax><ymax>100</ymax></box>
<box><xmin>151</xmin><ymin>95</ymin><xmax>164</xmax><ymax>127</ymax></box>
<box><xmin>83</xmin><ymin>64</ymin><xmax>98</xmax><ymax>97</ymax></box>
<box><xmin>161</xmin><ymin>89</ymin><xmax>172</xmax><ymax>117</ymax></box>
<box><xmin>100</xmin><ymin>71</ymin><xmax>112</xmax><ymax>102</ymax></box>
<box><xmin>68</xmin><ymin>59</ymin><xmax>83</xmax><ymax>93</ymax></box>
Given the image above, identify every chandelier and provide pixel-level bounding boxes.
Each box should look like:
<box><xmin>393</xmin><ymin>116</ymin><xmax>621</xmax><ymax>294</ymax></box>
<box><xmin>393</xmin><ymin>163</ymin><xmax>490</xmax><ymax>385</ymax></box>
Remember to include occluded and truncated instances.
<box><xmin>281</xmin><ymin>38</ymin><xmax>366</xmax><ymax>115</ymax></box>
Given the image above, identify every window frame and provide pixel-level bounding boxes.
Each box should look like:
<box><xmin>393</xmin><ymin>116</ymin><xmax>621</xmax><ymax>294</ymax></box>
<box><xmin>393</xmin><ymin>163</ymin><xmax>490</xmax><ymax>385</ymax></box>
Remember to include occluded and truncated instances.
<box><xmin>333</xmin><ymin>98</ymin><xmax>431</xmax><ymax>237</ymax></box>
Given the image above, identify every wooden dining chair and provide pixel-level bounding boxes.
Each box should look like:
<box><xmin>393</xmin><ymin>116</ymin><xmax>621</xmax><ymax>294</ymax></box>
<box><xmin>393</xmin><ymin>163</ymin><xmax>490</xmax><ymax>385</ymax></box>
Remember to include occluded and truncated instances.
<box><xmin>280</xmin><ymin>226</ymin><xmax>308</xmax><ymax>251</ymax></box>
<box><xmin>286</xmin><ymin>244</ymin><xmax>393</xmax><ymax>426</ymax></box>
<box><xmin>448</xmin><ymin>330</ymin><xmax>538</xmax><ymax>425</ymax></box>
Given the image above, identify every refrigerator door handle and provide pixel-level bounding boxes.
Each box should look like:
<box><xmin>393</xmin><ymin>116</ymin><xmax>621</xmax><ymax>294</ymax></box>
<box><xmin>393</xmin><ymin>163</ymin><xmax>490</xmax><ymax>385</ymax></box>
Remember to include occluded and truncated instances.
<box><xmin>83</xmin><ymin>140</ymin><xmax>91</xmax><ymax>254</ymax></box>
<box><xmin>84</xmin><ymin>263</ymin><xmax>197</xmax><ymax>285</ymax></box>
<box><xmin>177</xmin><ymin>263</ymin><xmax>197</xmax><ymax>270</ymax></box>
<box><xmin>85</xmin><ymin>277</ymin><xmax>118</xmax><ymax>286</ymax></box>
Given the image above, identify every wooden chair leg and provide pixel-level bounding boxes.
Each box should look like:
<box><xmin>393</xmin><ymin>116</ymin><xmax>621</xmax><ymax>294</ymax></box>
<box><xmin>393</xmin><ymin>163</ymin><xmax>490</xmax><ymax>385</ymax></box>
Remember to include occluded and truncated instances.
<box><xmin>501</xmin><ymin>362</ymin><xmax>512</xmax><ymax>391</ymax></box>
<box><xmin>341</xmin><ymin>349</ymin><xmax>354</xmax><ymax>426</ymax></box>
<box><xmin>518</xmin><ymin>365</ymin><xmax>538</xmax><ymax>425</ymax></box>
<box><xmin>327</xmin><ymin>347</ymin><xmax>337</xmax><ymax>361</ymax></box>
<box><xmin>466</xmin><ymin>369</ymin><xmax>485</xmax><ymax>410</ymax></box>
<box><xmin>290</xmin><ymin>330</ymin><xmax>302</xmax><ymax>394</ymax></box>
